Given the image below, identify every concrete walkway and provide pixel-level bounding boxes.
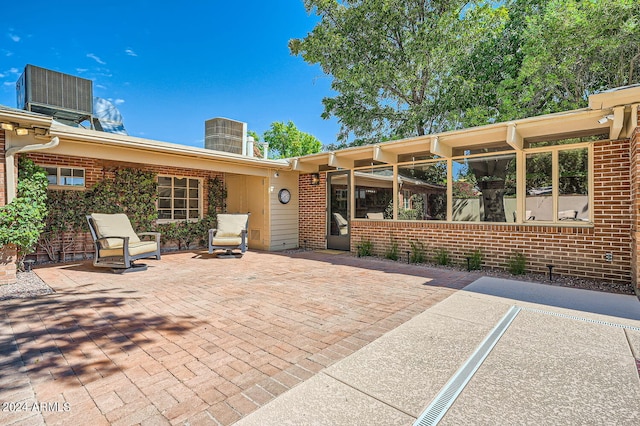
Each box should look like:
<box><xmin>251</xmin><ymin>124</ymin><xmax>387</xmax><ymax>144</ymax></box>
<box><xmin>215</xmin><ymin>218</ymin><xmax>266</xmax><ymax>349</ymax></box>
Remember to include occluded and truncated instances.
<box><xmin>237</xmin><ymin>277</ymin><xmax>640</xmax><ymax>425</ymax></box>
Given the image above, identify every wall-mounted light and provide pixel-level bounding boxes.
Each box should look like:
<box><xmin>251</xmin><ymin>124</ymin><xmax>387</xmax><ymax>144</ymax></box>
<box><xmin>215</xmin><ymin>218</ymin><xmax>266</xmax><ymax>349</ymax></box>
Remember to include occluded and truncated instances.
<box><xmin>15</xmin><ymin>127</ymin><xmax>29</xmax><ymax>136</ymax></box>
<box><xmin>1</xmin><ymin>122</ymin><xmax>15</xmax><ymax>131</ymax></box>
<box><xmin>274</xmin><ymin>171</ymin><xmax>280</xmax><ymax>178</ymax></box>
<box><xmin>598</xmin><ymin>114</ymin><xmax>614</xmax><ymax>124</ymax></box>
<box><xmin>310</xmin><ymin>173</ymin><xmax>320</xmax><ymax>185</ymax></box>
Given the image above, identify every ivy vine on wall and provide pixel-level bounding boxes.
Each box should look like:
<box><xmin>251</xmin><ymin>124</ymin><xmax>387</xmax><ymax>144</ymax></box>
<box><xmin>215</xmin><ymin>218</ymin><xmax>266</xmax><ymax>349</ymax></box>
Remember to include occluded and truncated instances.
<box><xmin>0</xmin><ymin>157</ymin><xmax>48</xmax><ymax>266</ymax></box>
<box><xmin>36</xmin><ymin>167</ymin><xmax>227</xmax><ymax>261</ymax></box>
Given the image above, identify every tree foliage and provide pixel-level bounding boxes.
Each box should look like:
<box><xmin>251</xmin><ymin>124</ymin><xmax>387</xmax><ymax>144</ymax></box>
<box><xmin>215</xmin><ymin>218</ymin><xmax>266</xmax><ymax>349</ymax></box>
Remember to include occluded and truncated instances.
<box><xmin>292</xmin><ymin>0</ymin><xmax>640</xmax><ymax>143</ymax></box>
<box><xmin>262</xmin><ymin>121</ymin><xmax>322</xmax><ymax>158</ymax></box>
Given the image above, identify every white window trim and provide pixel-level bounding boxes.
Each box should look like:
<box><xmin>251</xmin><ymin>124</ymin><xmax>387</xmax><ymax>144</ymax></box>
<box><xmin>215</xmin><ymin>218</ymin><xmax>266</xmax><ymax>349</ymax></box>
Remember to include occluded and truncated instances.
<box><xmin>156</xmin><ymin>175</ymin><xmax>203</xmax><ymax>223</ymax></box>
<box><xmin>41</xmin><ymin>165</ymin><xmax>86</xmax><ymax>190</ymax></box>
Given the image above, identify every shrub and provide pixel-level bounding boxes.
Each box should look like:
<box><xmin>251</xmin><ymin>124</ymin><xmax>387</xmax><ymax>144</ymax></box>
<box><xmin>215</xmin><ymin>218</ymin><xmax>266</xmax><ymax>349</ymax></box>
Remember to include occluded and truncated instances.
<box><xmin>357</xmin><ymin>239</ymin><xmax>374</xmax><ymax>257</ymax></box>
<box><xmin>467</xmin><ymin>249</ymin><xmax>483</xmax><ymax>270</ymax></box>
<box><xmin>0</xmin><ymin>157</ymin><xmax>48</xmax><ymax>266</ymax></box>
<box><xmin>385</xmin><ymin>240</ymin><xmax>399</xmax><ymax>261</ymax></box>
<box><xmin>409</xmin><ymin>241</ymin><xmax>425</xmax><ymax>263</ymax></box>
<box><xmin>507</xmin><ymin>252</ymin><xmax>527</xmax><ymax>275</ymax></box>
<box><xmin>434</xmin><ymin>248</ymin><xmax>450</xmax><ymax>266</ymax></box>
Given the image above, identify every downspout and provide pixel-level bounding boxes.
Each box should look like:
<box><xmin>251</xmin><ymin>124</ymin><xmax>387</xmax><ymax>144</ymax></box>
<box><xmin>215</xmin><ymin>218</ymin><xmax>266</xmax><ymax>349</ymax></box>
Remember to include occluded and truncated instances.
<box><xmin>5</xmin><ymin>136</ymin><xmax>59</xmax><ymax>203</ymax></box>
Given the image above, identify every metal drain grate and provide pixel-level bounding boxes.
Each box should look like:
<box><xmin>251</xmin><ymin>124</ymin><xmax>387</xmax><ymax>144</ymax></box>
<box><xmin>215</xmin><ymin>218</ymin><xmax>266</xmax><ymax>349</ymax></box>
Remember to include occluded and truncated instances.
<box><xmin>414</xmin><ymin>306</ymin><xmax>521</xmax><ymax>426</ymax></box>
<box><xmin>519</xmin><ymin>306</ymin><xmax>640</xmax><ymax>332</ymax></box>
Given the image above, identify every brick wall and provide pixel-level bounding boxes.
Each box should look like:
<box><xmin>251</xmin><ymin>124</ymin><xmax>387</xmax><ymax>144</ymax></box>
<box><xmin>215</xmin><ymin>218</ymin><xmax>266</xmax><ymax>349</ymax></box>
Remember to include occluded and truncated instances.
<box><xmin>0</xmin><ymin>130</ymin><xmax>6</xmax><ymax>207</ymax></box>
<box><xmin>299</xmin><ymin>173</ymin><xmax>326</xmax><ymax>250</ymax></box>
<box><xmin>631</xmin><ymin>108</ymin><xmax>640</xmax><ymax>291</ymax></box>
<box><xmin>23</xmin><ymin>152</ymin><xmax>225</xmax><ymax>261</ymax></box>
<box><xmin>300</xmin><ymin>138</ymin><xmax>635</xmax><ymax>286</ymax></box>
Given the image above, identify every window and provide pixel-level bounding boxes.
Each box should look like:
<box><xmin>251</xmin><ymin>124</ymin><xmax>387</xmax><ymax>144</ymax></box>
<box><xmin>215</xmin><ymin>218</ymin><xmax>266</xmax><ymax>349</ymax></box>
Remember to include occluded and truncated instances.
<box><xmin>157</xmin><ymin>176</ymin><xmax>201</xmax><ymax>221</ymax></box>
<box><xmin>452</xmin><ymin>153</ymin><xmax>516</xmax><ymax>222</ymax></box>
<box><xmin>43</xmin><ymin>166</ymin><xmax>85</xmax><ymax>187</ymax></box>
<box><xmin>398</xmin><ymin>161</ymin><xmax>447</xmax><ymax>220</ymax></box>
<box><xmin>354</xmin><ymin>167</ymin><xmax>393</xmax><ymax>219</ymax></box>
<box><xmin>525</xmin><ymin>146</ymin><xmax>589</xmax><ymax>222</ymax></box>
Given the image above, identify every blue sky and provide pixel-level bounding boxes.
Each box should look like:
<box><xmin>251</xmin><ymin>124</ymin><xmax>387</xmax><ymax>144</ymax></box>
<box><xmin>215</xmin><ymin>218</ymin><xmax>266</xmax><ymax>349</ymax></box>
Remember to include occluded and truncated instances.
<box><xmin>0</xmin><ymin>1</ymin><xmax>339</xmax><ymax>148</ymax></box>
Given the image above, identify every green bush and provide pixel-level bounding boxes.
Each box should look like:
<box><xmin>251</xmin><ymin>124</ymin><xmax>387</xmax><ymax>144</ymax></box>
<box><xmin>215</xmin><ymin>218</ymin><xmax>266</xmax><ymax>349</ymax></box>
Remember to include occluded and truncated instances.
<box><xmin>467</xmin><ymin>249</ymin><xmax>483</xmax><ymax>270</ymax></box>
<box><xmin>385</xmin><ymin>240</ymin><xmax>399</xmax><ymax>261</ymax></box>
<box><xmin>507</xmin><ymin>252</ymin><xmax>527</xmax><ymax>275</ymax></box>
<box><xmin>434</xmin><ymin>248</ymin><xmax>450</xmax><ymax>265</ymax></box>
<box><xmin>0</xmin><ymin>157</ymin><xmax>48</xmax><ymax>265</ymax></box>
<box><xmin>409</xmin><ymin>241</ymin><xmax>425</xmax><ymax>263</ymax></box>
<box><xmin>357</xmin><ymin>239</ymin><xmax>374</xmax><ymax>257</ymax></box>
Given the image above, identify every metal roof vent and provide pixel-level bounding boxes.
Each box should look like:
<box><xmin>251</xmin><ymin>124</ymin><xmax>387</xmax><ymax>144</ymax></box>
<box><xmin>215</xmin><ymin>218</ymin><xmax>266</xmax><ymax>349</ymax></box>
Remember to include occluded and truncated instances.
<box><xmin>17</xmin><ymin>64</ymin><xmax>93</xmax><ymax>126</ymax></box>
<box><xmin>205</xmin><ymin>117</ymin><xmax>247</xmax><ymax>155</ymax></box>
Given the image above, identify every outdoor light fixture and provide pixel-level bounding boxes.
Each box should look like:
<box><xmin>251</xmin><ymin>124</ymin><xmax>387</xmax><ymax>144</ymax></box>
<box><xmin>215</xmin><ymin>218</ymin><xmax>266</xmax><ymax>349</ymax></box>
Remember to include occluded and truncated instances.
<box><xmin>598</xmin><ymin>114</ymin><xmax>614</xmax><ymax>124</ymax></box>
<box><xmin>1</xmin><ymin>122</ymin><xmax>14</xmax><ymax>131</ymax></box>
<box><xmin>15</xmin><ymin>127</ymin><xmax>29</xmax><ymax>136</ymax></box>
<box><xmin>274</xmin><ymin>171</ymin><xmax>280</xmax><ymax>178</ymax></box>
<box><xmin>310</xmin><ymin>173</ymin><xmax>320</xmax><ymax>185</ymax></box>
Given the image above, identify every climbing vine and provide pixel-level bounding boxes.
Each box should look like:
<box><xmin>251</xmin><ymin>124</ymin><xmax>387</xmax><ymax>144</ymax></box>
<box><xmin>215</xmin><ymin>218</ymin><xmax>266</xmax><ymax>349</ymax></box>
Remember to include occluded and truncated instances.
<box><xmin>0</xmin><ymin>157</ymin><xmax>48</xmax><ymax>265</ymax></box>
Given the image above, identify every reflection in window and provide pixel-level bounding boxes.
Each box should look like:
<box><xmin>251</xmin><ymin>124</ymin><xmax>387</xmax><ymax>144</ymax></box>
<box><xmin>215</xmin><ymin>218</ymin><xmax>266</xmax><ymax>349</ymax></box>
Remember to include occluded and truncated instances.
<box><xmin>43</xmin><ymin>166</ymin><xmax>85</xmax><ymax>187</ymax></box>
<box><xmin>354</xmin><ymin>167</ymin><xmax>393</xmax><ymax>219</ymax></box>
<box><xmin>397</xmin><ymin>161</ymin><xmax>447</xmax><ymax>220</ymax></box>
<box><xmin>526</xmin><ymin>152</ymin><xmax>553</xmax><ymax>221</ymax></box>
<box><xmin>452</xmin><ymin>153</ymin><xmax>516</xmax><ymax>222</ymax></box>
<box><xmin>559</xmin><ymin>148</ymin><xmax>589</xmax><ymax>220</ymax></box>
<box><xmin>158</xmin><ymin>176</ymin><xmax>201</xmax><ymax>221</ymax></box>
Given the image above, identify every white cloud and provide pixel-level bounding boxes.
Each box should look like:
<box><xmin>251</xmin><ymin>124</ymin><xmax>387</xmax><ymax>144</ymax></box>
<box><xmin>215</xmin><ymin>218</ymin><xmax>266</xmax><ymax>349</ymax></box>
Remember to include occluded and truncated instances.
<box><xmin>86</xmin><ymin>53</ymin><xmax>106</xmax><ymax>64</ymax></box>
<box><xmin>3</xmin><ymin>82</ymin><xmax>14</xmax><ymax>87</ymax></box>
<box><xmin>114</xmin><ymin>99</ymin><xmax>125</xmax><ymax>105</ymax></box>
<box><xmin>8</xmin><ymin>33</ymin><xmax>20</xmax><ymax>42</ymax></box>
<box><xmin>8</xmin><ymin>68</ymin><xmax>18</xmax><ymax>74</ymax></box>
<box><xmin>75</xmin><ymin>68</ymin><xmax>88</xmax><ymax>73</ymax></box>
<box><xmin>125</xmin><ymin>49</ymin><xmax>137</xmax><ymax>57</ymax></box>
<box><xmin>95</xmin><ymin>84</ymin><xmax>107</xmax><ymax>90</ymax></box>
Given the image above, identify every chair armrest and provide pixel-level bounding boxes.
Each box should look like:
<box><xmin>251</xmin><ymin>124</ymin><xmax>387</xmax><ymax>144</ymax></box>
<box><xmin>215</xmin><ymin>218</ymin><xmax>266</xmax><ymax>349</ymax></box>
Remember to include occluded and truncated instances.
<box><xmin>138</xmin><ymin>232</ymin><xmax>161</xmax><ymax>243</ymax></box>
<box><xmin>209</xmin><ymin>228</ymin><xmax>218</xmax><ymax>237</ymax></box>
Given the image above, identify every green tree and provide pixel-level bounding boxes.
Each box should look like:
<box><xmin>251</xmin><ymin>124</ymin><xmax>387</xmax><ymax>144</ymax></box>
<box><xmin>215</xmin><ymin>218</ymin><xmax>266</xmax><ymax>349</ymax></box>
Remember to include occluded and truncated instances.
<box><xmin>290</xmin><ymin>0</ymin><xmax>496</xmax><ymax>143</ymax></box>
<box><xmin>262</xmin><ymin>121</ymin><xmax>322</xmax><ymax>158</ymax></box>
<box><xmin>293</xmin><ymin>0</ymin><xmax>640</xmax><ymax>143</ymax></box>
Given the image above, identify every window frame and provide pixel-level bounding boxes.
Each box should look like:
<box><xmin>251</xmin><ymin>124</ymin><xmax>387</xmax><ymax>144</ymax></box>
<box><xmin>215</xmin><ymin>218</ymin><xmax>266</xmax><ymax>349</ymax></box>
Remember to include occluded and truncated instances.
<box><xmin>41</xmin><ymin>165</ymin><xmax>86</xmax><ymax>189</ymax></box>
<box><xmin>156</xmin><ymin>175</ymin><xmax>203</xmax><ymax>223</ymax></box>
<box><xmin>349</xmin><ymin>141</ymin><xmax>594</xmax><ymax>226</ymax></box>
<box><xmin>520</xmin><ymin>142</ymin><xmax>593</xmax><ymax>225</ymax></box>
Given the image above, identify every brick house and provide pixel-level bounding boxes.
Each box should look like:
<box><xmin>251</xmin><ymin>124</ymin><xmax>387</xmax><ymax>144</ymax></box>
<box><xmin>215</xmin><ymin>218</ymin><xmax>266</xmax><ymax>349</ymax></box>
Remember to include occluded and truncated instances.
<box><xmin>2</xmin><ymin>85</ymin><xmax>640</xmax><ymax>294</ymax></box>
<box><xmin>292</xmin><ymin>86</ymin><xmax>640</xmax><ymax>293</ymax></box>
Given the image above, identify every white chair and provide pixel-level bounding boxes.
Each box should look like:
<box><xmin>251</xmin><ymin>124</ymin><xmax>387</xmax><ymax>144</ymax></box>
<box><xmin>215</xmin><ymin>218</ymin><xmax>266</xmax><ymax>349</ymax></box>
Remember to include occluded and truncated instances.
<box><xmin>208</xmin><ymin>213</ymin><xmax>250</xmax><ymax>256</ymax></box>
<box><xmin>87</xmin><ymin>213</ymin><xmax>161</xmax><ymax>272</ymax></box>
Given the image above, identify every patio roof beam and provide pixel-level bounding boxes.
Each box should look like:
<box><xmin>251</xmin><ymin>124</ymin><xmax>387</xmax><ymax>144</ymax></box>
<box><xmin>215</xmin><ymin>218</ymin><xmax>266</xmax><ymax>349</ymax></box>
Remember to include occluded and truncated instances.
<box><xmin>329</xmin><ymin>152</ymin><xmax>354</xmax><ymax>169</ymax></box>
<box><xmin>431</xmin><ymin>136</ymin><xmax>452</xmax><ymax>158</ymax></box>
<box><xmin>373</xmin><ymin>145</ymin><xmax>398</xmax><ymax>164</ymax></box>
<box><xmin>610</xmin><ymin>106</ymin><xmax>625</xmax><ymax>140</ymax></box>
<box><xmin>291</xmin><ymin>158</ymin><xmax>319</xmax><ymax>173</ymax></box>
<box><xmin>506</xmin><ymin>123</ymin><xmax>523</xmax><ymax>150</ymax></box>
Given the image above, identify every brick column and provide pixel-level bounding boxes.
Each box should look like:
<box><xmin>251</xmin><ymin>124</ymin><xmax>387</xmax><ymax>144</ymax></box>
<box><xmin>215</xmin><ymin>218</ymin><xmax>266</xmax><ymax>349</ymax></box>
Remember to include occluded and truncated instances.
<box><xmin>631</xmin><ymin>107</ymin><xmax>640</xmax><ymax>293</ymax></box>
<box><xmin>0</xmin><ymin>130</ymin><xmax>17</xmax><ymax>284</ymax></box>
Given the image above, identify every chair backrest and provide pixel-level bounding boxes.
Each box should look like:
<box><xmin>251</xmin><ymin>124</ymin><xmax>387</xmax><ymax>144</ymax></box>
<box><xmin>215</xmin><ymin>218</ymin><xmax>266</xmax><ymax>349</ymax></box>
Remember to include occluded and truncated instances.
<box><xmin>216</xmin><ymin>214</ymin><xmax>249</xmax><ymax>237</ymax></box>
<box><xmin>88</xmin><ymin>213</ymin><xmax>140</xmax><ymax>247</ymax></box>
<box><xmin>366</xmin><ymin>212</ymin><xmax>384</xmax><ymax>219</ymax></box>
<box><xmin>558</xmin><ymin>210</ymin><xmax>578</xmax><ymax>220</ymax></box>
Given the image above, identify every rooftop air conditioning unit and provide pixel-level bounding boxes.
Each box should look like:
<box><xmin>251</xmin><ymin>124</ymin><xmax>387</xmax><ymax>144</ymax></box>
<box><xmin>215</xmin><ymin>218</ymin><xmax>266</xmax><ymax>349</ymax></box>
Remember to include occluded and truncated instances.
<box><xmin>205</xmin><ymin>117</ymin><xmax>247</xmax><ymax>155</ymax></box>
<box><xmin>17</xmin><ymin>64</ymin><xmax>93</xmax><ymax>125</ymax></box>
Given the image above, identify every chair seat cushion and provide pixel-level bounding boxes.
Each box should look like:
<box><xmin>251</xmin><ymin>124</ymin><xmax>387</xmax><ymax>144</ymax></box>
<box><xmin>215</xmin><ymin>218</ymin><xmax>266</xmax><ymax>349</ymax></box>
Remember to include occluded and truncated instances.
<box><xmin>99</xmin><ymin>240</ymin><xmax>158</xmax><ymax>257</ymax></box>
<box><xmin>91</xmin><ymin>213</ymin><xmax>141</xmax><ymax>247</ymax></box>
<box><xmin>211</xmin><ymin>237</ymin><xmax>242</xmax><ymax>247</ymax></box>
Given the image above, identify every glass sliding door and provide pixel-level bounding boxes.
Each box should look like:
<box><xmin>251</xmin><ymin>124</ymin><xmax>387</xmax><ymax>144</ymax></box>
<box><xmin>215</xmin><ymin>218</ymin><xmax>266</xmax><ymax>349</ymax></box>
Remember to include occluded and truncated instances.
<box><xmin>327</xmin><ymin>171</ymin><xmax>350</xmax><ymax>250</ymax></box>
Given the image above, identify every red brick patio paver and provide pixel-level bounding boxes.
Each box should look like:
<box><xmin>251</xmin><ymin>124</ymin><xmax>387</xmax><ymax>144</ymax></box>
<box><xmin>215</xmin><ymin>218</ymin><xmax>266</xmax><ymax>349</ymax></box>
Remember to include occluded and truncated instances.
<box><xmin>0</xmin><ymin>250</ymin><xmax>476</xmax><ymax>425</ymax></box>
